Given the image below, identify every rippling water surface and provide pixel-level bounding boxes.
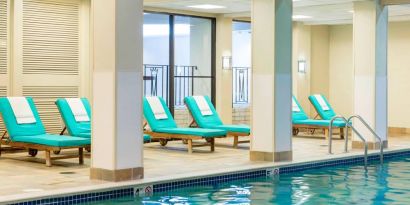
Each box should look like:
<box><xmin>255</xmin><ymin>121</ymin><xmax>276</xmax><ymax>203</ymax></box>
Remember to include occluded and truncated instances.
<box><xmin>92</xmin><ymin>157</ymin><xmax>410</xmax><ymax>204</ymax></box>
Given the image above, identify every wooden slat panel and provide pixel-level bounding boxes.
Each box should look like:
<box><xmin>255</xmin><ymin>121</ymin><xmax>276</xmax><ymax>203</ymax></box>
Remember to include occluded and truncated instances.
<box><xmin>0</xmin><ymin>86</ymin><xmax>6</xmax><ymax>134</ymax></box>
<box><xmin>22</xmin><ymin>0</ymin><xmax>80</xmax><ymax>75</ymax></box>
<box><xmin>0</xmin><ymin>0</ymin><xmax>7</xmax><ymax>74</ymax></box>
<box><xmin>23</xmin><ymin>86</ymin><xmax>78</xmax><ymax>134</ymax></box>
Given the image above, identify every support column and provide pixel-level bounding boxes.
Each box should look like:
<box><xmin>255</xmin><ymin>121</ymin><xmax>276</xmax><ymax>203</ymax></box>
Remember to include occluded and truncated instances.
<box><xmin>352</xmin><ymin>0</ymin><xmax>388</xmax><ymax>149</ymax></box>
<box><xmin>90</xmin><ymin>0</ymin><xmax>144</xmax><ymax>181</ymax></box>
<box><xmin>250</xmin><ymin>0</ymin><xmax>293</xmax><ymax>162</ymax></box>
<box><xmin>215</xmin><ymin>16</ymin><xmax>233</xmax><ymax>124</ymax></box>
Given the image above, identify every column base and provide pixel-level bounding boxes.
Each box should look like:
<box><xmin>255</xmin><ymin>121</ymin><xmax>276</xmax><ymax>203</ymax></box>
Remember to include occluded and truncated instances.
<box><xmin>250</xmin><ymin>151</ymin><xmax>292</xmax><ymax>162</ymax></box>
<box><xmin>90</xmin><ymin>167</ymin><xmax>144</xmax><ymax>182</ymax></box>
<box><xmin>352</xmin><ymin>140</ymin><xmax>388</xmax><ymax>150</ymax></box>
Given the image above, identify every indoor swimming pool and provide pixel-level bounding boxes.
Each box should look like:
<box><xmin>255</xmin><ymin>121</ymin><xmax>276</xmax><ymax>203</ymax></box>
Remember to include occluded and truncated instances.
<box><xmin>87</xmin><ymin>155</ymin><xmax>410</xmax><ymax>204</ymax></box>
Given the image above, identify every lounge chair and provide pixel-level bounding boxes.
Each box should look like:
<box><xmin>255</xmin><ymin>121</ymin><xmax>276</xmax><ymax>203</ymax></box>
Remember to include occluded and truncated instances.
<box><xmin>184</xmin><ymin>96</ymin><xmax>251</xmax><ymax>148</ymax></box>
<box><xmin>308</xmin><ymin>94</ymin><xmax>337</xmax><ymax>120</ymax></box>
<box><xmin>56</xmin><ymin>98</ymin><xmax>151</xmax><ymax>144</ymax></box>
<box><xmin>292</xmin><ymin>96</ymin><xmax>345</xmax><ymax>139</ymax></box>
<box><xmin>143</xmin><ymin>96</ymin><xmax>226</xmax><ymax>153</ymax></box>
<box><xmin>0</xmin><ymin>97</ymin><xmax>90</xmax><ymax>166</ymax></box>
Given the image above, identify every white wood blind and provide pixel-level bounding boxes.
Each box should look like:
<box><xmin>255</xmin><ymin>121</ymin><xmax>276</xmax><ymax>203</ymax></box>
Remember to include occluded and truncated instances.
<box><xmin>22</xmin><ymin>0</ymin><xmax>80</xmax><ymax>75</ymax></box>
<box><xmin>23</xmin><ymin>86</ymin><xmax>78</xmax><ymax>134</ymax></box>
<box><xmin>0</xmin><ymin>0</ymin><xmax>6</xmax><ymax>74</ymax></box>
<box><xmin>0</xmin><ymin>86</ymin><xmax>6</xmax><ymax>135</ymax></box>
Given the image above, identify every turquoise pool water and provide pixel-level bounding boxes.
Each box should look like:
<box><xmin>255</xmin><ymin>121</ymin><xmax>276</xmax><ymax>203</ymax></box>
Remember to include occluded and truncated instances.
<box><xmin>91</xmin><ymin>156</ymin><xmax>410</xmax><ymax>204</ymax></box>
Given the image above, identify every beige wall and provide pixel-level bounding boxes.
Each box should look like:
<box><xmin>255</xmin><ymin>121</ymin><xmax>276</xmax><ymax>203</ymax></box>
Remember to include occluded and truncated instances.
<box><xmin>293</xmin><ymin>23</ymin><xmax>312</xmax><ymax>116</ymax></box>
<box><xmin>310</xmin><ymin>21</ymin><xmax>410</xmax><ymax>129</ymax></box>
<box><xmin>388</xmin><ymin>21</ymin><xmax>410</xmax><ymax>128</ymax></box>
<box><xmin>328</xmin><ymin>25</ymin><xmax>354</xmax><ymax>118</ymax></box>
<box><xmin>310</xmin><ymin>25</ymin><xmax>330</xmax><ymax>117</ymax></box>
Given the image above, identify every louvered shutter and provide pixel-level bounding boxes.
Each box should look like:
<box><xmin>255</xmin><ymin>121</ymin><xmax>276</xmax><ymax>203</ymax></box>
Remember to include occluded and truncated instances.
<box><xmin>11</xmin><ymin>0</ymin><xmax>85</xmax><ymax>134</ymax></box>
<box><xmin>22</xmin><ymin>0</ymin><xmax>80</xmax><ymax>75</ymax></box>
<box><xmin>23</xmin><ymin>86</ymin><xmax>78</xmax><ymax>133</ymax></box>
<box><xmin>0</xmin><ymin>0</ymin><xmax>7</xmax><ymax>135</ymax></box>
<box><xmin>0</xmin><ymin>86</ymin><xmax>6</xmax><ymax>135</ymax></box>
<box><xmin>0</xmin><ymin>0</ymin><xmax>6</xmax><ymax>75</ymax></box>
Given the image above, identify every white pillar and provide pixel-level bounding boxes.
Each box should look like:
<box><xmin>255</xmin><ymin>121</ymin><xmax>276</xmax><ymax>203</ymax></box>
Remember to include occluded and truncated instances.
<box><xmin>352</xmin><ymin>0</ymin><xmax>388</xmax><ymax>149</ymax></box>
<box><xmin>216</xmin><ymin>16</ymin><xmax>233</xmax><ymax>124</ymax></box>
<box><xmin>250</xmin><ymin>0</ymin><xmax>293</xmax><ymax>162</ymax></box>
<box><xmin>90</xmin><ymin>0</ymin><xmax>144</xmax><ymax>181</ymax></box>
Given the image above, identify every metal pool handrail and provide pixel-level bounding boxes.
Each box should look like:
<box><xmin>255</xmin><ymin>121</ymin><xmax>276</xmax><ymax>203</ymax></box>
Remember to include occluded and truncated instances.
<box><xmin>328</xmin><ymin>116</ymin><xmax>350</xmax><ymax>155</ymax></box>
<box><xmin>347</xmin><ymin>115</ymin><xmax>384</xmax><ymax>164</ymax></box>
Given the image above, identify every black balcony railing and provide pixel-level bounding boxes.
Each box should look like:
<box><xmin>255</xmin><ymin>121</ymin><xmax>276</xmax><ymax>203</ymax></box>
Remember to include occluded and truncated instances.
<box><xmin>143</xmin><ymin>64</ymin><xmax>169</xmax><ymax>104</ymax></box>
<box><xmin>144</xmin><ymin>64</ymin><xmax>209</xmax><ymax>107</ymax></box>
<box><xmin>233</xmin><ymin>67</ymin><xmax>250</xmax><ymax>105</ymax></box>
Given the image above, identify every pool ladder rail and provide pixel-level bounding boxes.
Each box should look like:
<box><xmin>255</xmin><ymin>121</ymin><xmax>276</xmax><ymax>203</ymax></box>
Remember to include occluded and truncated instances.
<box><xmin>328</xmin><ymin>115</ymin><xmax>384</xmax><ymax>166</ymax></box>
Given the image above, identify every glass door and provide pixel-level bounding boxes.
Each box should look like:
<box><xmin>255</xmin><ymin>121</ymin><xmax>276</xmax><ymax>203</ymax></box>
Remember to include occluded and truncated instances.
<box><xmin>173</xmin><ymin>16</ymin><xmax>214</xmax><ymax>107</ymax></box>
<box><xmin>143</xmin><ymin>12</ymin><xmax>216</xmax><ymax>114</ymax></box>
<box><xmin>232</xmin><ymin>21</ymin><xmax>251</xmax><ymax>106</ymax></box>
<box><xmin>143</xmin><ymin>13</ymin><xmax>170</xmax><ymax>105</ymax></box>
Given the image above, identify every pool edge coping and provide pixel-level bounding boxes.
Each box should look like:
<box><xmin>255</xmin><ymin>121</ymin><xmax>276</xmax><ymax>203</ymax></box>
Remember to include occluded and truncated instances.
<box><xmin>2</xmin><ymin>147</ymin><xmax>410</xmax><ymax>204</ymax></box>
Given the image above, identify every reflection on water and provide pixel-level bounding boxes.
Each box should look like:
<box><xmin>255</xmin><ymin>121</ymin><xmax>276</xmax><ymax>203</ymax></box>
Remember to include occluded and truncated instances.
<box><xmin>90</xmin><ymin>157</ymin><xmax>410</xmax><ymax>205</ymax></box>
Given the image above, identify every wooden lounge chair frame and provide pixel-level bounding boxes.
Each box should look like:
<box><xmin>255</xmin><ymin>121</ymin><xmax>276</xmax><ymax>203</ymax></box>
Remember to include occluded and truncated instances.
<box><xmin>143</xmin><ymin>122</ymin><xmax>223</xmax><ymax>154</ymax></box>
<box><xmin>292</xmin><ymin>124</ymin><xmax>345</xmax><ymax>139</ymax></box>
<box><xmin>0</xmin><ymin>116</ymin><xmax>88</xmax><ymax>167</ymax></box>
<box><xmin>183</xmin><ymin>98</ymin><xmax>251</xmax><ymax>148</ymax></box>
<box><xmin>188</xmin><ymin>118</ymin><xmax>250</xmax><ymax>148</ymax></box>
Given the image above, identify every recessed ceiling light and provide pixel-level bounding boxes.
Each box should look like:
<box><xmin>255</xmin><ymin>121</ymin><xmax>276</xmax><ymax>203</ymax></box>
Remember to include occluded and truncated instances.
<box><xmin>187</xmin><ymin>4</ymin><xmax>225</xmax><ymax>9</ymax></box>
<box><xmin>293</xmin><ymin>15</ymin><xmax>312</xmax><ymax>20</ymax></box>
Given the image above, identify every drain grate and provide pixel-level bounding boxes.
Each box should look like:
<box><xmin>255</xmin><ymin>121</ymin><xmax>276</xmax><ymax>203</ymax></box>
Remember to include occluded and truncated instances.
<box><xmin>60</xmin><ymin>171</ymin><xmax>76</xmax><ymax>175</ymax></box>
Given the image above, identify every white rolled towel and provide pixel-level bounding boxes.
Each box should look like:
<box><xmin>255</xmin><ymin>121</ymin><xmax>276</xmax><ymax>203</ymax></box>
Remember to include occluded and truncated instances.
<box><xmin>66</xmin><ymin>98</ymin><xmax>90</xmax><ymax>122</ymax></box>
<box><xmin>193</xmin><ymin>96</ymin><xmax>213</xmax><ymax>116</ymax></box>
<box><xmin>314</xmin><ymin>94</ymin><xmax>330</xmax><ymax>111</ymax></box>
<box><xmin>8</xmin><ymin>97</ymin><xmax>36</xmax><ymax>124</ymax></box>
<box><xmin>146</xmin><ymin>96</ymin><xmax>168</xmax><ymax>120</ymax></box>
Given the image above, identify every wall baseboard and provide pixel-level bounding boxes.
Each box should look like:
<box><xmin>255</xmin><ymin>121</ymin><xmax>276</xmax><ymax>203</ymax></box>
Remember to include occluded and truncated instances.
<box><xmin>389</xmin><ymin>127</ymin><xmax>410</xmax><ymax>135</ymax></box>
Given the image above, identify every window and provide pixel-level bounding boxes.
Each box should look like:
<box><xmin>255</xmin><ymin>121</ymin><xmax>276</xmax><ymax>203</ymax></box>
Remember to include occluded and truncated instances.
<box><xmin>143</xmin><ymin>12</ymin><xmax>216</xmax><ymax>112</ymax></box>
<box><xmin>232</xmin><ymin>21</ymin><xmax>251</xmax><ymax>106</ymax></box>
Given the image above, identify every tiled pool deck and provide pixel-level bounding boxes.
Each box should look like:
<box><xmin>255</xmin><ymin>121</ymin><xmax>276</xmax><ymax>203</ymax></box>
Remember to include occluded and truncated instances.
<box><xmin>1</xmin><ymin>133</ymin><xmax>410</xmax><ymax>204</ymax></box>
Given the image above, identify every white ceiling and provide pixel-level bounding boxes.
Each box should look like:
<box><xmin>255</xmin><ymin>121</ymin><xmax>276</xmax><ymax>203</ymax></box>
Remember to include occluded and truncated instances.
<box><xmin>143</xmin><ymin>0</ymin><xmax>410</xmax><ymax>25</ymax></box>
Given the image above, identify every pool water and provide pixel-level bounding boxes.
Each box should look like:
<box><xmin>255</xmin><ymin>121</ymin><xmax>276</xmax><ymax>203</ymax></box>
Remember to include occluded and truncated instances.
<box><xmin>90</xmin><ymin>156</ymin><xmax>410</xmax><ymax>204</ymax></box>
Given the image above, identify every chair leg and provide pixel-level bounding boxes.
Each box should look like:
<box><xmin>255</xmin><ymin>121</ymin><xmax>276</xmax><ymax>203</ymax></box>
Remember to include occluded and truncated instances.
<box><xmin>233</xmin><ymin>136</ymin><xmax>239</xmax><ymax>148</ymax></box>
<box><xmin>45</xmin><ymin>150</ymin><xmax>52</xmax><ymax>167</ymax></box>
<box><xmin>340</xmin><ymin>128</ymin><xmax>345</xmax><ymax>139</ymax></box>
<box><xmin>79</xmin><ymin>148</ymin><xmax>84</xmax><ymax>164</ymax></box>
<box><xmin>187</xmin><ymin>139</ymin><xmax>193</xmax><ymax>154</ymax></box>
<box><xmin>324</xmin><ymin>129</ymin><xmax>329</xmax><ymax>140</ymax></box>
<box><xmin>210</xmin><ymin>138</ymin><xmax>215</xmax><ymax>152</ymax></box>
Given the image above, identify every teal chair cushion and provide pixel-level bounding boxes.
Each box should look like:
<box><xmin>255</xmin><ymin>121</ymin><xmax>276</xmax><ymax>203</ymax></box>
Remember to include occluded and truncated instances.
<box><xmin>76</xmin><ymin>132</ymin><xmax>91</xmax><ymax>138</ymax></box>
<box><xmin>293</xmin><ymin>119</ymin><xmax>346</xmax><ymax>128</ymax></box>
<box><xmin>155</xmin><ymin>127</ymin><xmax>226</xmax><ymax>138</ymax></box>
<box><xmin>184</xmin><ymin>96</ymin><xmax>223</xmax><ymax>127</ymax></box>
<box><xmin>308</xmin><ymin>94</ymin><xmax>336</xmax><ymax>120</ymax></box>
<box><xmin>0</xmin><ymin>97</ymin><xmax>46</xmax><ymax>137</ymax></box>
<box><xmin>143</xmin><ymin>134</ymin><xmax>151</xmax><ymax>143</ymax></box>
<box><xmin>214</xmin><ymin>124</ymin><xmax>250</xmax><ymax>134</ymax></box>
<box><xmin>55</xmin><ymin>98</ymin><xmax>91</xmax><ymax>138</ymax></box>
<box><xmin>185</xmin><ymin>96</ymin><xmax>250</xmax><ymax>134</ymax></box>
<box><xmin>292</xmin><ymin>96</ymin><xmax>309</xmax><ymax>121</ymax></box>
<box><xmin>12</xmin><ymin>134</ymin><xmax>90</xmax><ymax>147</ymax></box>
<box><xmin>143</xmin><ymin>97</ymin><xmax>177</xmax><ymax>132</ymax></box>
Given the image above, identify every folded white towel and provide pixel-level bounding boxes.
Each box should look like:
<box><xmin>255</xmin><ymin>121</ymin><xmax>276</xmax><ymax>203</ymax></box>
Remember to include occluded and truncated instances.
<box><xmin>193</xmin><ymin>96</ymin><xmax>213</xmax><ymax>116</ymax></box>
<box><xmin>292</xmin><ymin>98</ymin><xmax>300</xmax><ymax>112</ymax></box>
<box><xmin>314</xmin><ymin>94</ymin><xmax>330</xmax><ymax>111</ymax></box>
<box><xmin>8</xmin><ymin>97</ymin><xmax>36</xmax><ymax>124</ymax></box>
<box><xmin>146</xmin><ymin>96</ymin><xmax>168</xmax><ymax>120</ymax></box>
<box><xmin>66</xmin><ymin>98</ymin><xmax>90</xmax><ymax>122</ymax></box>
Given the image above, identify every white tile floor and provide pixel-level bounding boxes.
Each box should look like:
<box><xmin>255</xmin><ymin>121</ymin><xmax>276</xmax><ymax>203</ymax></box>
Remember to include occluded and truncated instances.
<box><xmin>1</xmin><ymin>132</ymin><xmax>410</xmax><ymax>202</ymax></box>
